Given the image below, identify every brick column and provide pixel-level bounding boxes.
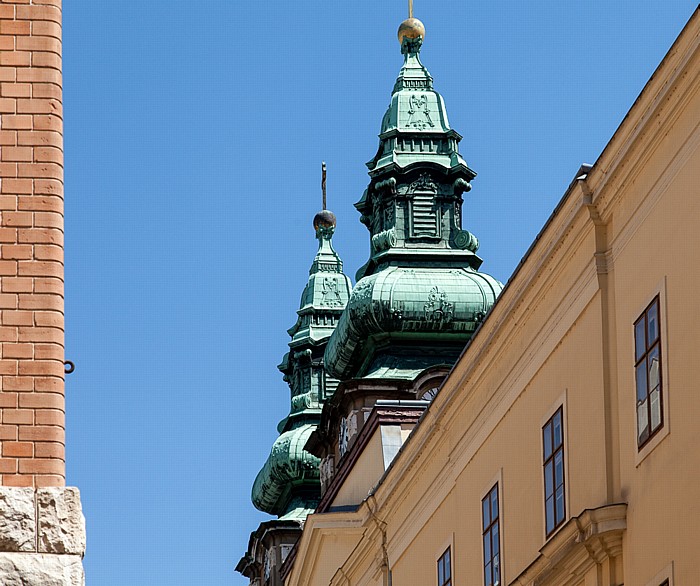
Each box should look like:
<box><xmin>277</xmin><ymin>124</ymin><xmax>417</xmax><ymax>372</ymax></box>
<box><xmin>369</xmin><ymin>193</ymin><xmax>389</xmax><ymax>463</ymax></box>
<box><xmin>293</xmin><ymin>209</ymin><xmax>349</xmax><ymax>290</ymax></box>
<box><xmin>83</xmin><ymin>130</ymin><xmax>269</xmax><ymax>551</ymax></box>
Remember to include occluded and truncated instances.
<box><xmin>0</xmin><ymin>0</ymin><xmax>65</xmax><ymax>488</ymax></box>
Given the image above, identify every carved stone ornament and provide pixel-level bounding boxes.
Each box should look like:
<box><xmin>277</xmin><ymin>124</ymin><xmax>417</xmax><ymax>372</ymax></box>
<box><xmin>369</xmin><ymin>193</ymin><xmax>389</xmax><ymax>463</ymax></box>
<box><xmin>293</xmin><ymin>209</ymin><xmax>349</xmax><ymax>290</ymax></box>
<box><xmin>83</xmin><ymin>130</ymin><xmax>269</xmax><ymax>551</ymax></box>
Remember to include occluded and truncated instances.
<box><xmin>347</xmin><ymin>412</ymin><xmax>358</xmax><ymax>439</ymax></box>
<box><xmin>263</xmin><ymin>548</ymin><xmax>272</xmax><ymax>581</ymax></box>
<box><xmin>371</xmin><ymin>228</ymin><xmax>397</xmax><ymax>253</ymax></box>
<box><xmin>406</xmin><ymin>94</ymin><xmax>434</xmax><ymax>130</ymax></box>
<box><xmin>454</xmin><ymin>229</ymin><xmax>479</xmax><ymax>252</ymax></box>
<box><xmin>424</xmin><ymin>285</ymin><xmax>454</xmax><ymax>324</ymax></box>
<box><xmin>320</xmin><ymin>456</ymin><xmax>335</xmax><ymax>494</ymax></box>
<box><xmin>409</xmin><ymin>172</ymin><xmax>438</xmax><ymax>194</ymax></box>
<box><xmin>338</xmin><ymin>416</ymin><xmax>349</xmax><ymax>457</ymax></box>
<box><xmin>322</xmin><ymin>277</ymin><xmax>343</xmax><ymax>307</ymax></box>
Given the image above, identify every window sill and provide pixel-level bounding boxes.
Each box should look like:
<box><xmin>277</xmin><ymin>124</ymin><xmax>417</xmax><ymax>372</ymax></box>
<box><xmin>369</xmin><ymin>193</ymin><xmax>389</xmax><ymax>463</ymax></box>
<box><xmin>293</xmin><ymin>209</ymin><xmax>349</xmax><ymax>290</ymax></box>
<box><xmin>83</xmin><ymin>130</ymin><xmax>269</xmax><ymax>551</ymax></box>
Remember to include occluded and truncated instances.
<box><xmin>635</xmin><ymin>423</ymin><xmax>669</xmax><ymax>467</ymax></box>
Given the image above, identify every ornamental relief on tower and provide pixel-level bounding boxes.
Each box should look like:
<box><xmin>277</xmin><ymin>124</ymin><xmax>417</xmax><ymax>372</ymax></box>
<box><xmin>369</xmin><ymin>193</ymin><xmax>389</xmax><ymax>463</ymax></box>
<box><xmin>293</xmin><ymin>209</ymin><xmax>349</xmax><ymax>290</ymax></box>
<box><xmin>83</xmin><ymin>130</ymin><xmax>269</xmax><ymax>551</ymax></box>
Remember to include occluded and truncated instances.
<box><xmin>424</xmin><ymin>286</ymin><xmax>454</xmax><ymax>324</ymax></box>
<box><xmin>321</xmin><ymin>277</ymin><xmax>343</xmax><ymax>307</ymax></box>
<box><xmin>371</xmin><ymin>190</ymin><xmax>384</xmax><ymax>235</ymax></box>
<box><xmin>408</xmin><ymin>173</ymin><xmax>439</xmax><ymax>194</ymax></box>
<box><xmin>406</xmin><ymin>94</ymin><xmax>434</xmax><ymax>129</ymax></box>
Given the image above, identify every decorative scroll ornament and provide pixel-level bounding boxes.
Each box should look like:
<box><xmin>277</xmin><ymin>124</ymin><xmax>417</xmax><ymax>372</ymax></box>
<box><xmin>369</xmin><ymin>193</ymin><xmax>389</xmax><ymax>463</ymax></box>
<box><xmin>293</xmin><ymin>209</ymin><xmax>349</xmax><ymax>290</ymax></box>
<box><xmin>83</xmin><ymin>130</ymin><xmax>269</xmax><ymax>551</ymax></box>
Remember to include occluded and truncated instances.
<box><xmin>372</xmin><ymin>228</ymin><xmax>397</xmax><ymax>253</ymax></box>
<box><xmin>407</xmin><ymin>94</ymin><xmax>434</xmax><ymax>130</ymax></box>
<box><xmin>454</xmin><ymin>229</ymin><xmax>479</xmax><ymax>252</ymax></box>
<box><xmin>424</xmin><ymin>286</ymin><xmax>454</xmax><ymax>324</ymax></box>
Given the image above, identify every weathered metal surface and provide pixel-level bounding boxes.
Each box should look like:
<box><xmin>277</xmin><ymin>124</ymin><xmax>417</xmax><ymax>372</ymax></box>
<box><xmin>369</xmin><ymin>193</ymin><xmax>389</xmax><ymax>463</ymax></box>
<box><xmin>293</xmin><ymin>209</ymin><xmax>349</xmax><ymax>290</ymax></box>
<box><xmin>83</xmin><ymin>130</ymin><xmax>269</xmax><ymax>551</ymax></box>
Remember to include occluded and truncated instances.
<box><xmin>251</xmin><ymin>217</ymin><xmax>351</xmax><ymax>517</ymax></box>
<box><xmin>325</xmin><ymin>30</ymin><xmax>502</xmax><ymax>382</ymax></box>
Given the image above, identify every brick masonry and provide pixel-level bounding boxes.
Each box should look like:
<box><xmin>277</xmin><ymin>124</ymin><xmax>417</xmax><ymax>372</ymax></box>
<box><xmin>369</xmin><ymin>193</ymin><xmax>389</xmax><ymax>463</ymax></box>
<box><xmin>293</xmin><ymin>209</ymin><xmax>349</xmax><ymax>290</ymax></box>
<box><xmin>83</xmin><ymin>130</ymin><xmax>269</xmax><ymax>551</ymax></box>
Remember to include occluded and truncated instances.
<box><xmin>0</xmin><ymin>0</ymin><xmax>64</xmax><ymax>489</ymax></box>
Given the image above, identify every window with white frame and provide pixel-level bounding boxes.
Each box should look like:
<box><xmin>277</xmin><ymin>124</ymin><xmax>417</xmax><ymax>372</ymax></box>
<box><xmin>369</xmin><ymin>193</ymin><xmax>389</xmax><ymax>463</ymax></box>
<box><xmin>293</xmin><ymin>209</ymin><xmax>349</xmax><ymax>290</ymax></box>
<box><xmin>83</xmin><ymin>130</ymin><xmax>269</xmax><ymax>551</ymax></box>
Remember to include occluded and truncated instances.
<box><xmin>635</xmin><ymin>295</ymin><xmax>663</xmax><ymax>448</ymax></box>
<box><xmin>481</xmin><ymin>483</ymin><xmax>500</xmax><ymax>585</ymax></box>
<box><xmin>437</xmin><ymin>546</ymin><xmax>451</xmax><ymax>586</ymax></box>
<box><xmin>543</xmin><ymin>406</ymin><xmax>565</xmax><ymax>536</ymax></box>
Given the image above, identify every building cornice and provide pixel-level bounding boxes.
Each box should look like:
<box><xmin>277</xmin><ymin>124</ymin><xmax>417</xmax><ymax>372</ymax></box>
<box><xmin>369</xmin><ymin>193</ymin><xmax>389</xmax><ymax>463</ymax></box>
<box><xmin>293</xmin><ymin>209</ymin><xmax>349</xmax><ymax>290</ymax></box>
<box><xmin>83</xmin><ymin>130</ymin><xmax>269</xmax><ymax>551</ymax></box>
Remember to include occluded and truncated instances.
<box><xmin>586</xmin><ymin>7</ymin><xmax>700</xmax><ymax>221</ymax></box>
<box><xmin>348</xmin><ymin>9</ymin><xmax>700</xmax><ymax>552</ymax></box>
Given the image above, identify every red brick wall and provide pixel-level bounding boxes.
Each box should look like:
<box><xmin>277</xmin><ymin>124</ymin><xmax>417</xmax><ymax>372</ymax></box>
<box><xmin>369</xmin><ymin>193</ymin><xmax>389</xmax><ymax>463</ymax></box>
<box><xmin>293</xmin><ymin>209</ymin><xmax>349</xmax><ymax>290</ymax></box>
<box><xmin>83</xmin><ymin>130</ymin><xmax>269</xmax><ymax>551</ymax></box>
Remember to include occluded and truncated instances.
<box><xmin>0</xmin><ymin>0</ymin><xmax>64</xmax><ymax>487</ymax></box>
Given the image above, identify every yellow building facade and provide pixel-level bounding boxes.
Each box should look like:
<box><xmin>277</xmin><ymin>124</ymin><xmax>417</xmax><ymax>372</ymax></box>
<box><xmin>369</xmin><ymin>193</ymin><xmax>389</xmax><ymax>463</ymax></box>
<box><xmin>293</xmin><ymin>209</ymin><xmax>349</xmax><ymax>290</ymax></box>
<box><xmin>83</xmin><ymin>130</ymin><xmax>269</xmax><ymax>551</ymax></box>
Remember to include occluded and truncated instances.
<box><xmin>281</xmin><ymin>8</ymin><xmax>700</xmax><ymax>586</ymax></box>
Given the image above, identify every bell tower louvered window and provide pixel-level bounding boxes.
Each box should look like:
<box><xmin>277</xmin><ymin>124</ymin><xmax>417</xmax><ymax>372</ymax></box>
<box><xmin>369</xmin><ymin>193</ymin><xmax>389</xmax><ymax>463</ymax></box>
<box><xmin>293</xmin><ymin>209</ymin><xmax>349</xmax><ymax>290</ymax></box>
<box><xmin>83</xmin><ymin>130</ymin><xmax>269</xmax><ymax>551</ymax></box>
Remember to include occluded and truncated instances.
<box><xmin>411</xmin><ymin>191</ymin><xmax>438</xmax><ymax>236</ymax></box>
<box><xmin>409</xmin><ymin>173</ymin><xmax>440</xmax><ymax>238</ymax></box>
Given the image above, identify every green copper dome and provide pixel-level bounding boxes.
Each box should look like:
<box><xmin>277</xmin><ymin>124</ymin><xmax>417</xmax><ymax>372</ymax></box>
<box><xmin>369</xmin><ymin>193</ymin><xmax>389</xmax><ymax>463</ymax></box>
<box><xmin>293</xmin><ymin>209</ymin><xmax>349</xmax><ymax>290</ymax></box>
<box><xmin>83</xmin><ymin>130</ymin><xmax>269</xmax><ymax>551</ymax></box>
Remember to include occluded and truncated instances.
<box><xmin>324</xmin><ymin>22</ymin><xmax>502</xmax><ymax>382</ymax></box>
<box><xmin>325</xmin><ymin>266</ymin><xmax>501</xmax><ymax>380</ymax></box>
<box><xmin>252</xmin><ymin>213</ymin><xmax>351</xmax><ymax>517</ymax></box>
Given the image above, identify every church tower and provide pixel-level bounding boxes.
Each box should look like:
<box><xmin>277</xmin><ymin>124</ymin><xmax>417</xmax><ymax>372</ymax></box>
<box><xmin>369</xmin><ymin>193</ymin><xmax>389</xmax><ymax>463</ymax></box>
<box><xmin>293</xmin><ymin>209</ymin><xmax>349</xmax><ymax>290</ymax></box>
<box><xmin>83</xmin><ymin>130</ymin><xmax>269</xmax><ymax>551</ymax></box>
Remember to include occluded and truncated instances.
<box><xmin>307</xmin><ymin>15</ymin><xmax>502</xmax><ymax>507</ymax></box>
<box><xmin>238</xmin><ymin>11</ymin><xmax>502</xmax><ymax>584</ymax></box>
<box><xmin>237</xmin><ymin>199</ymin><xmax>352</xmax><ymax>585</ymax></box>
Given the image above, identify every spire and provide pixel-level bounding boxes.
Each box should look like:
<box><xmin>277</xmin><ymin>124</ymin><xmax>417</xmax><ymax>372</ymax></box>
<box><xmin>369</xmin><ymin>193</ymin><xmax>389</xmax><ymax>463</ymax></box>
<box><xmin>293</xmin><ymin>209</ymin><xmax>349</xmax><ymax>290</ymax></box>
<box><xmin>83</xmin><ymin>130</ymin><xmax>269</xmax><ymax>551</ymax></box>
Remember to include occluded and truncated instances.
<box><xmin>353</xmin><ymin>14</ymin><xmax>480</xmax><ymax>282</ymax></box>
<box><xmin>251</xmin><ymin>173</ymin><xmax>352</xmax><ymax>519</ymax></box>
<box><xmin>324</xmin><ymin>16</ymin><xmax>502</xmax><ymax>382</ymax></box>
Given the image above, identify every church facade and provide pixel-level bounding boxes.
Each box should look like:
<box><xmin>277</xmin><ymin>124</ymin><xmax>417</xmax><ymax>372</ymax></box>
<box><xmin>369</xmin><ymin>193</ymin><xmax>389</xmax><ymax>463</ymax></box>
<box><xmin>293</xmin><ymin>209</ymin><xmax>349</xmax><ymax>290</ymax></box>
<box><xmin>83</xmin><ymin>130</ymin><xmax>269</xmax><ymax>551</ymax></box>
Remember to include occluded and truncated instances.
<box><xmin>240</xmin><ymin>7</ymin><xmax>700</xmax><ymax>586</ymax></box>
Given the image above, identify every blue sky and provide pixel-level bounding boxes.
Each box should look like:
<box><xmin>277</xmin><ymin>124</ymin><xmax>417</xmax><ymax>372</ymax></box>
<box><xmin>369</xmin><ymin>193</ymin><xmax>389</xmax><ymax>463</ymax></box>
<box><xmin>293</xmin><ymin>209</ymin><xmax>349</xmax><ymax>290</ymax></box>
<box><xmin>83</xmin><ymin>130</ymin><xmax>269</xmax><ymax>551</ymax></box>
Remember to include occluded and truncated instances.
<box><xmin>62</xmin><ymin>2</ymin><xmax>697</xmax><ymax>584</ymax></box>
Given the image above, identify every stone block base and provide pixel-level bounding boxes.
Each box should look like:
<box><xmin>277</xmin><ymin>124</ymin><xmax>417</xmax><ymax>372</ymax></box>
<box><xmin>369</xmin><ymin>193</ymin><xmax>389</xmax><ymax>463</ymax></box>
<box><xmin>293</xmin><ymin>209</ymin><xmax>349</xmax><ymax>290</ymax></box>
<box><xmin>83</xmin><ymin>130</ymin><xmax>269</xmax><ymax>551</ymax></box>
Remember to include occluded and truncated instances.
<box><xmin>0</xmin><ymin>553</ymin><xmax>84</xmax><ymax>586</ymax></box>
<box><xmin>0</xmin><ymin>487</ymin><xmax>85</xmax><ymax>585</ymax></box>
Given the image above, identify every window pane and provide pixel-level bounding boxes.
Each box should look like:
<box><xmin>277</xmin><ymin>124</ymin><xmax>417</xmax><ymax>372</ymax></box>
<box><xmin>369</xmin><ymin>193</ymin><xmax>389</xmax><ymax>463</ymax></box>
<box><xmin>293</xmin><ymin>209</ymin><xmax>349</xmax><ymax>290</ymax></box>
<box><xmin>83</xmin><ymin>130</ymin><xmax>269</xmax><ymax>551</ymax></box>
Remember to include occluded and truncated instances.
<box><xmin>554</xmin><ymin>451</ymin><xmax>564</xmax><ymax>487</ymax></box>
<box><xmin>635</xmin><ymin>317</ymin><xmax>646</xmax><ymax>361</ymax></box>
<box><xmin>543</xmin><ymin>423</ymin><xmax>552</xmax><ymax>459</ymax></box>
<box><xmin>555</xmin><ymin>486</ymin><xmax>565</xmax><ymax>523</ymax></box>
<box><xmin>482</xmin><ymin>496</ymin><xmax>490</xmax><ymax>530</ymax></box>
<box><xmin>544</xmin><ymin>461</ymin><xmax>553</xmax><ymax>497</ymax></box>
<box><xmin>490</xmin><ymin>487</ymin><xmax>498</xmax><ymax>520</ymax></box>
<box><xmin>483</xmin><ymin>531</ymin><xmax>491</xmax><ymax>561</ymax></box>
<box><xmin>444</xmin><ymin>549</ymin><xmax>450</xmax><ymax>579</ymax></box>
<box><xmin>637</xmin><ymin>401</ymin><xmax>649</xmax><ymax>443</ymax></box>
<box><xmin>636</xmin><ymin>360</ymin><xmax>648</xmax><ymax>402</ymax></box>
<box><xmin>647</xmin><ymin>301</ymin><xmax>659</xmax><ymax>344</ymax></box>
<box><xmin>650</xmin><ymin>387</ymin><xmax>662</xmax><ymax>431</ymax></box>
<box><xmin>493</xmin><ymin>553</ymin><xmax>500</xmax><ymax>585</ymax></box>
<box><xmin>438</xmin><ymin>560</ymin><xmax>444</xmax><ymax>585</ymax></box>
<box><xmin>484</xmin><ymin>562</ymin><xmax>492</xmax><ymax>586</ymax></box>
<box><xmin>492</xmin><ymin>522</ymin><xmax>499</xmax><ymax>555</ymax></box>
<box><xmin>546</xmin><ymin>496</ymin><xmax>554</xmax><ymax>533</ymax></box>
<box><xmin>648</xmin><ymin>345</ymin><xmax>660</xmax><ymax>391</ymax></box>
<box><xmin>553</xmin><ymin>410</ymin><xmax>562</xmax><ymax>448</ymax></box>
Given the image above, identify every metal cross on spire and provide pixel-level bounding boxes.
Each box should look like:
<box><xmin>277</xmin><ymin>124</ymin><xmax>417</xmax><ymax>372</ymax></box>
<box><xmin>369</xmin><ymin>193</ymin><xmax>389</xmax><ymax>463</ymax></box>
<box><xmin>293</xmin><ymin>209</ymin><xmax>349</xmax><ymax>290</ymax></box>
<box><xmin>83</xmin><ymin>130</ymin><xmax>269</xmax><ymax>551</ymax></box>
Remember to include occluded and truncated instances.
<box><xmin>321</xmin><ymin>162</ymin><xmax>327</xmax><ymax>210</ymax></box>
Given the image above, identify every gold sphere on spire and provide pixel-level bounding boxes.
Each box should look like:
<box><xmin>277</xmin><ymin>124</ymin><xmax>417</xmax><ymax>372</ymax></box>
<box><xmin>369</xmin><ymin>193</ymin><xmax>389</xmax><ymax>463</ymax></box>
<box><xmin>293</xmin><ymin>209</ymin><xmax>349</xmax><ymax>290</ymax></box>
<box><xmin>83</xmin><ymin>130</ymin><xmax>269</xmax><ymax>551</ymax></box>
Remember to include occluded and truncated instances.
<box><xmin>398</xmin><ymin>17</ymin><xmax>425</xmax><ymax>44</ymax></box>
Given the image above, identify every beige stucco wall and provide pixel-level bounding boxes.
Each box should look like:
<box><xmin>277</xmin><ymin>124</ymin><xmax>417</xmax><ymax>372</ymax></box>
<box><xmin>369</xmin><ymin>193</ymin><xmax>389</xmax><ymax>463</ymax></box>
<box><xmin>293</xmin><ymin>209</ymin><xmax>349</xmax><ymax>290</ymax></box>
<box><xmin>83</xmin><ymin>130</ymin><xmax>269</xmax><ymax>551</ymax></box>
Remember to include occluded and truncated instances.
<box><xmin>606</xmin><ymin>68</ymin><xmax>700</xmax><ymax>586</ymax></box>
<box><xmin>332</xmin><ymin>429</ymin><xmax>385</xmax><ymax>508</ymax></box>
<box><xmin>286</xmin><ymin>9</ymin><xmax>700</xmax><ymax>586</ymax></box>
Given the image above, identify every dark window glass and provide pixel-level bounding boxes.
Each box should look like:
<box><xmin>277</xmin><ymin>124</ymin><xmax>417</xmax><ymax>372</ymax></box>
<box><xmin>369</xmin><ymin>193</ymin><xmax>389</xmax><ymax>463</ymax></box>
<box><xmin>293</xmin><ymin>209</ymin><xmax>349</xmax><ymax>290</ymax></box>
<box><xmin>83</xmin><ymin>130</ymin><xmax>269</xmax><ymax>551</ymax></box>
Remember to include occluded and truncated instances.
<box><xmin>635</xmin><ymin>319</ymin><xmax>646</xmax><ymax>361</ymax></box>
<box><xmin>634</xmin><ymin>296</ymin><xmax>664</xmax><ymax>448</ymax></box>
<box><xmin>437</xmin><ymin>547</ymin><xmax>451</xmax><ymax>586</ymax></box>
<box><xmin>543</xmin><ymin>406</ymin><xmax>566</xmax><ymax>537</ymax></box>
<box><xmin>482</xmin><ymin>484</ymin><xmax>501</xmax><ymax>585</ymax></box>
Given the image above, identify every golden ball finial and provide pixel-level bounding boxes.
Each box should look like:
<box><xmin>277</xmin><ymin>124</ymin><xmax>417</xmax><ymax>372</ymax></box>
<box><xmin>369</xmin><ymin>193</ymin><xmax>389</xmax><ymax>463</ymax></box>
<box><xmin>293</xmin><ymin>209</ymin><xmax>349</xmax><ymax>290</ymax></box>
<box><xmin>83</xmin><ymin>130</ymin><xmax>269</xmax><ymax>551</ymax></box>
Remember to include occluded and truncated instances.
<box><xmin>398</xmin><ymin>17</ymin><xmax>425</xmax><ymax>44</ymax></box>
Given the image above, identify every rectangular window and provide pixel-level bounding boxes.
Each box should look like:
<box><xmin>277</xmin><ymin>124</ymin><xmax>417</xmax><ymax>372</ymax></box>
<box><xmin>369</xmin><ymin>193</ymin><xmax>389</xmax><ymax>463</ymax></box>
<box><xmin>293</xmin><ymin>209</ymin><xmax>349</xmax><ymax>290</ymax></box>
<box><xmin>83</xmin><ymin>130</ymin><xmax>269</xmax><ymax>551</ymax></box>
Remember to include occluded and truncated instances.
<box><xmin>437</xmin><ymin>547</ymin><xmax>451</xmax><ymax>586</ymax></box>
<box><xmin>482</xmin><ymin>483</ymin><xmax>500</xmax><ymax>586</ymax></box>
<box><xmin>635</xmin><ymin>296</ymin><xmax>663</xmax><ymax>448</ymax></box>
<box><xmin>543</xmin><ymin>406</ymin><xmax>565</xmax><ymax>537</ymax></box>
